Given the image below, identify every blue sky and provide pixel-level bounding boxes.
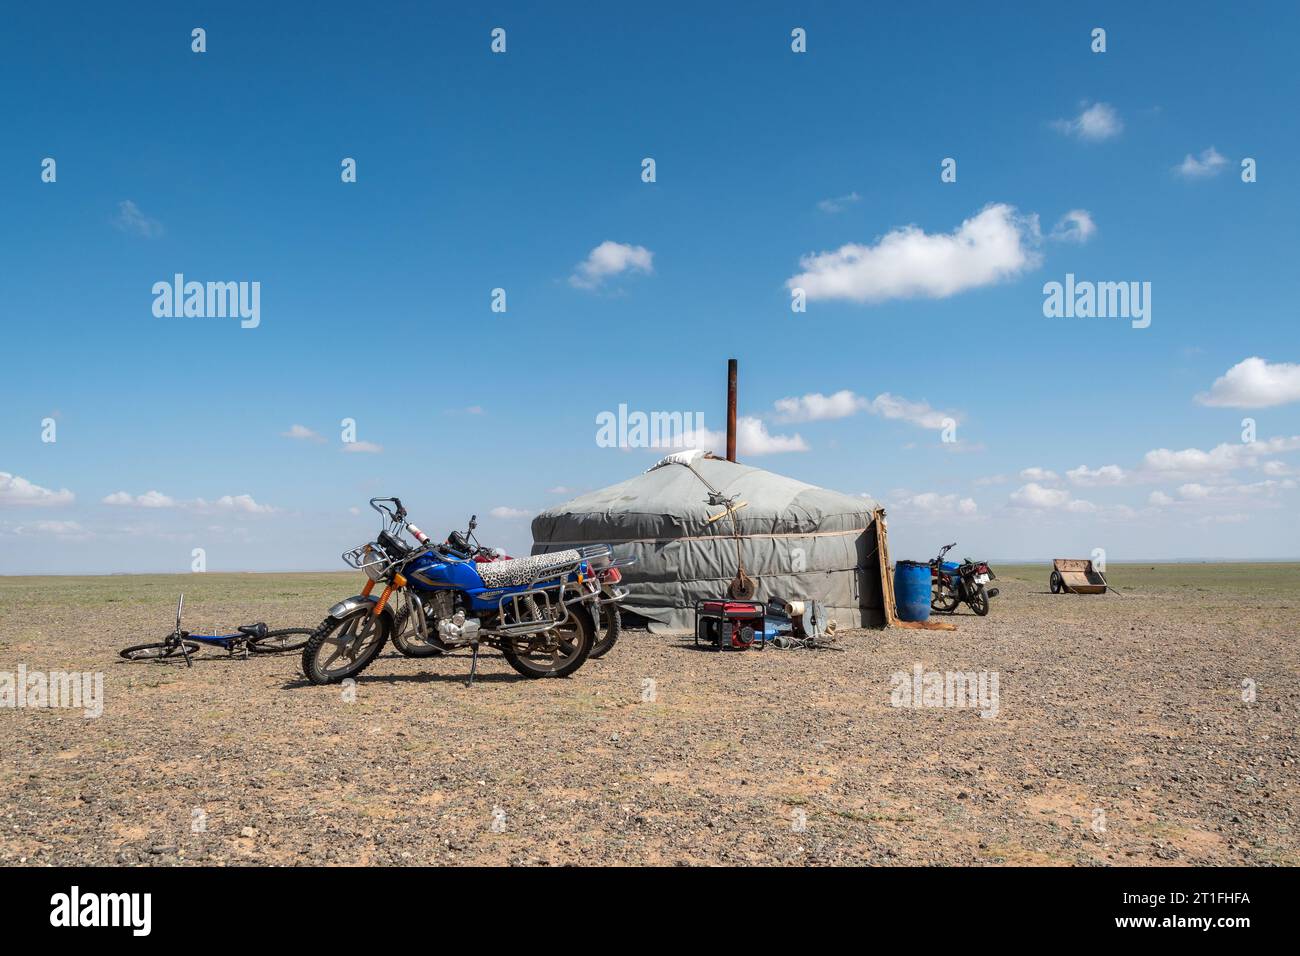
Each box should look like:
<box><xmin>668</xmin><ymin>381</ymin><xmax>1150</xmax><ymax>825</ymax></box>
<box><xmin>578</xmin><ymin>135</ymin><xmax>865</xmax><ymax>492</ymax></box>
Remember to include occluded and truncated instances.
<box><xmin>2</xmin><ymin>1</ymin><xmax>1299</xmax><ymax>573</ymax></box>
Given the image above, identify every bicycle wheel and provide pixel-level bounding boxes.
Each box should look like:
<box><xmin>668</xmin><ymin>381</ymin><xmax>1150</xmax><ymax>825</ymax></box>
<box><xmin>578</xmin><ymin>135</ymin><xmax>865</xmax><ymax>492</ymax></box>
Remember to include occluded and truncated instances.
<box><xmin>120</xmin><ymin>640</ymin><xmax>201</xmax><ymax>662</ymax></box>
<box><xmin>248</xmin><ymin>628</ymin><xmax>313</xmax><ymax>654</ymax></box>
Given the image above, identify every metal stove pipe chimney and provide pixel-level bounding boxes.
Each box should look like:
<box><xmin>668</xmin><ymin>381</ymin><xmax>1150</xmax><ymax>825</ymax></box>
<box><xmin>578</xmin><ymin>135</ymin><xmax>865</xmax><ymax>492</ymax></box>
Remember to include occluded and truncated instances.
<box><xmin>726</xmin><ymin>358</ymin><xmax>738</xmax><ymax>463</ymax></box>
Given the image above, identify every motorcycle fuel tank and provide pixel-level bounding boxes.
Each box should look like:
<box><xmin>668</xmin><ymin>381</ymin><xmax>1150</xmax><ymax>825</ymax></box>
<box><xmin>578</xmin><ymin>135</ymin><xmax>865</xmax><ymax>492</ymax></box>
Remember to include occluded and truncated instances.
<box><xmin>405</xmin><ymin>552</ymin><xmax>484</xmax><ymax>592</ymax></box>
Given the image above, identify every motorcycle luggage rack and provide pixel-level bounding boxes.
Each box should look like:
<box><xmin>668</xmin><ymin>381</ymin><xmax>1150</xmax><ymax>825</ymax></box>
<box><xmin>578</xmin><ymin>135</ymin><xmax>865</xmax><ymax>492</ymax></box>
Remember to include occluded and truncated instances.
<box><xmin>495</xmin><ymin>555</ymin><xmax>615</xmax><ymax>630</ymax></box>
<box><xmin>496</xmin><ymin>586</ymin><xmax>571</xmax><ymax>636</ymax></box>
<box><xmin>595</xmin><ymin>584</ymin><xmax>630</xmax><ymax>605</ymax></box>
<box><xmin>342</xmin><ymin>541</ymin><xmax>395</xmax><ymax>575</ymax></box>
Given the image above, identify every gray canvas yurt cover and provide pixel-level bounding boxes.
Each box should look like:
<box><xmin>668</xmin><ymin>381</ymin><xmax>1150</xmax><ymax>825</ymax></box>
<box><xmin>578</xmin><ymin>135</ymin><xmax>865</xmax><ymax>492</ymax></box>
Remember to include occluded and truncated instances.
<box><xmin>531</xmin><ymin>451</ymin><xmax>885</xmax><ymax>631</ymax></box>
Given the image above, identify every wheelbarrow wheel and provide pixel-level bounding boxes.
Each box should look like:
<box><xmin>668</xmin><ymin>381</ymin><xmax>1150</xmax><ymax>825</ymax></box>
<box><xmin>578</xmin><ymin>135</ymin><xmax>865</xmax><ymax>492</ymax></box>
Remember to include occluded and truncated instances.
<box><xmin>1050</xmin><ymin>571</ymin><xmax>1063</xmax><ymax>594</ymax></box>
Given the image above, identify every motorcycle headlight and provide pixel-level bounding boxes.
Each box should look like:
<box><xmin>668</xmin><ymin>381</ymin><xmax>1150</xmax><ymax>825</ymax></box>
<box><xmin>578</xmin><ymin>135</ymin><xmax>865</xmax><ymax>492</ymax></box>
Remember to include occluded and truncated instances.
<box><xmin>361</xmin><ymin>543</ymin><xmax>388</xmax><ymax>581</ymax></box>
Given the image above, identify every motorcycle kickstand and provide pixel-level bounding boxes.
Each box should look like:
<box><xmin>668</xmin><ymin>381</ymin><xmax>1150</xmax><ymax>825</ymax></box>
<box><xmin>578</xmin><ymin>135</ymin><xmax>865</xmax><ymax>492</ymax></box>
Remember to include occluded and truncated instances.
<box><xmin>466</xmin><ymin>639</ymin><xmax>481</xmax><ymax>688</ymax></box>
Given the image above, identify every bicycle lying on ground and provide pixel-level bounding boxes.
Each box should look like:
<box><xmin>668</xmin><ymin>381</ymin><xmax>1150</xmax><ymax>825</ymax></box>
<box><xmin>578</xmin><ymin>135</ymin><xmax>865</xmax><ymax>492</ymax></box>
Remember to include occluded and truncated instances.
<box><xmin>119</xmin><ymin>594</ymin><xmax>313</xmax><ymax>666</ymax></box>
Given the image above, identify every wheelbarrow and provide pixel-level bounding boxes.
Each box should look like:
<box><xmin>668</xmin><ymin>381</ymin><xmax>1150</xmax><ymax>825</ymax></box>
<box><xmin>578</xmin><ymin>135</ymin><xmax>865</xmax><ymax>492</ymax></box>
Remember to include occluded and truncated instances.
<box><xmin>1049</xmin><ymin>558</ymin><xmax>1114</xmax><ymax>595</ymax></box>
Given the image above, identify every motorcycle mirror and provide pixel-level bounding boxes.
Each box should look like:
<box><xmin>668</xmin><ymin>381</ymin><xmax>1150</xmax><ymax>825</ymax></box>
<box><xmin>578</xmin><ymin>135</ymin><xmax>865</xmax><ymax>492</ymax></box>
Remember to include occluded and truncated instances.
<box><xmin>469</xmin><ymin>515</ymin><xmax>477</xmax><ymax>529</ymax></box>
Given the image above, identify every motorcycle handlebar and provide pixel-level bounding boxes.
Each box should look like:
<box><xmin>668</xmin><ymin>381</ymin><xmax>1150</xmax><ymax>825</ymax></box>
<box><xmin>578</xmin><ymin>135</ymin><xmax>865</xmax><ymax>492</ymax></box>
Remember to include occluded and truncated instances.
<box><xmin>369</xmin><ymin>496</ymin><xmax>408</xmax><ymax>522</ymax></box>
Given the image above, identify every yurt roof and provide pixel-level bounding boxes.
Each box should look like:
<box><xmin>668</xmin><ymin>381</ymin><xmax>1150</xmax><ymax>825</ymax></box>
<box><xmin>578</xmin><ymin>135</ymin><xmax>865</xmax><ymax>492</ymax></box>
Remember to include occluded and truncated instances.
<box><xmin>532</xmin><ymin>452</ymin><xmax>878</xmax><ymax>541</ymax></box>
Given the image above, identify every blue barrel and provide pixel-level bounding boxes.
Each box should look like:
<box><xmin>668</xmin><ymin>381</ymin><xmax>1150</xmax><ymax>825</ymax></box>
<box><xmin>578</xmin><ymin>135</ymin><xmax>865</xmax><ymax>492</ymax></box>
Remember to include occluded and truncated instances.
<box><xmin>894</xmin><ymin>561</ymin><xmax>932</xmax><ymax>622</ymax></box>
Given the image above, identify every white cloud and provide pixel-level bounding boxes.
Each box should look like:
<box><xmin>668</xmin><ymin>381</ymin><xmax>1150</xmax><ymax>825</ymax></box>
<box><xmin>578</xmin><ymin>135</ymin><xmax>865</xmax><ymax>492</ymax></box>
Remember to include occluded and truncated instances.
<box><xmin>786</xmin><ymin>203</ymin><xmax>1040</xmax><ymax>304</ymax></box>
<box><xmin>113</xmin><ymin>199</ymin><xmax>164</xmax><ymax>238</ymax></box>
<box><xmin>569</xmin><ymin>241</ymin><xmax>654</xmax><ymax>290</ymax></box>
<box><xmin>867</xmin><ymin>393</ymin><xmax>956</xmax><ymax>429</ymax></box>
<box><xmin>0</xmin><ymin>472</ymin><xmax>75</xmax><ymax>508</ymax></box>
<box><xmin>774</xmin><ymin>390</ymin><xmax>868</xmax><ymax>422</ymax></box>
<box><xmin>1049</xmin><ymin>209</ymin><xmax>1096</xmax><ymax>243</ymax></box>
<box><xmin>817</xmin><ymin>191</ymin><xmax>861</xmax><ymax>214</ymax></box>
<box><xmin>773</xmin><ymin>390</ymin><xmax>956</xmax><ymax>431</ymax></box>
<box><xmin>282</xmin><ymin>424</ymin><xmax>325</xmax><ymax>442</ymax></box>
<box><xmin>489</xmin><ymin>506</ymin><xmax>532</xmax><ymax>519</ymax></box>
<box><xmin>731</xmin><ymin>418</ymin><xmax>809</xmax><ymax>455</ymax></box>
<box><xmin>891</xmin><ymin>491</ymin><xmax>978</xmax><ymax>519</ymax></box>
<box><xmin>103</xmin><ymin>490</ymin><xmax>176</xmax><ymax>508</ymax></box>
<box><xmin>1066</xmin><ymin>464</ymin><xmax>1127</xmax><ymax>486</ymax></box>
<box><xmin>547</xmin><ymin>486</ymin><xmax>575</xmax><ymax>495</ymax></box>
<box><xmin>1148</xmin><ymin>475</ymin><xmax>1296</xmax><ymax>516</ymax></box>
<box><xmin>1197</xmin><ymin>512</ymin><xmax>1249</xmax><ymax>525</ymax></box>
<box><xmin>32</xmin><ymin>519</ymin><xmax>84</xmax><ymax>536</ymax></box>
<box><xmin>103</xmin><ymin>490</ymin><xmax>276</xmax><ymax>513</ymax></box>
<box><xmin>342</xmin><ymin>440</ymin><xmax>383</xmax><ymax>454</ymax></box>
<box><xmin>1175</xmin><ymin>147</ymin><xmax>1229</xmax><ymax>179</ymax></box>
<box><xmin>213</xmin><ymin>494</ymin><xmax>276</xmax><ymax>514</ymax></box>
<box><xmin>1010</xmin><ymin>482</ymin><xmax>1096</xmax><ymax>512</ymax></box>
<box><xmin>679</xmin><ymin>416</ymin><xmax>809</xmax><ymax>456</ymax></box>
<box><xmin>1176</xmin><ymin>479</ymin><xmax>1295</xmax><ymax>501</ymax></box>
<box><xmin>1063</xmin><ymin>434</ymin><xmax>1300</xmax><ymax>489</ymax></box>
<box><xmin>1196</xmin><ymin>357</ymin><xmax>1300</xmax><ymax>409</ymax></box>
<box><xmin>1141</xmin><ymin>436</ymin><xmax>1300</xmax><ymax>478</ymax></box>
<box><xmin>1052</xmin><ymin>102</ymin><xmax>1122</xmax><ymax>141</ymax></box>
<box><xmin>2</xmin><ymin>519</ymin><xmax>86</xmax><ymax>537</ymax></box>
<box><xmin>1019</xmin><ymin>467</ymin><xmax>1059</xmax><ymax>483</ymax></box>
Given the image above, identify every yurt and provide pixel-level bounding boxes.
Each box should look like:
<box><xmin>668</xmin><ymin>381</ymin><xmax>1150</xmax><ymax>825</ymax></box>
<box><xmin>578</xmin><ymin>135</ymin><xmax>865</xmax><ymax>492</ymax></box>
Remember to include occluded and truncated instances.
<box><xmin>531</xmin><ymin>450</ymin><xmax>885</xmax><ymax>632</ymax></box>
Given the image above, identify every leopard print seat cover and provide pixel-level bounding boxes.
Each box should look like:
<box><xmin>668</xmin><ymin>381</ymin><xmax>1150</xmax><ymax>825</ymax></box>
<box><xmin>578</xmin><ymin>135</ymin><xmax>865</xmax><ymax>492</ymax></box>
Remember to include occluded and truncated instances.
<box><xmin>474</xmin><ymin>550</ymin><xmax>582</xmax><ymax>588</ymax></box>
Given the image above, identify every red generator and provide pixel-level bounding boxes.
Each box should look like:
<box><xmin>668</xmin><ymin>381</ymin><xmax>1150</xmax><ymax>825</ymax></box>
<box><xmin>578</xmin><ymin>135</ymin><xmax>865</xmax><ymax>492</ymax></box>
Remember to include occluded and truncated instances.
<box><xmin>694</xmin><ymin>600</ymin><xmax>767</xmax><ymax>652</ymax></box>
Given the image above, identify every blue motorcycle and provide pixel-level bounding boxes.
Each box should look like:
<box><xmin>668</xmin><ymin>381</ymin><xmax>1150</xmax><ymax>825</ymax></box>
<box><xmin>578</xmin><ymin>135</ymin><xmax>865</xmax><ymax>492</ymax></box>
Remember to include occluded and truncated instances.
<box><xmin>301</xmin><ymin>497</ymin><xmax>631</xmax><ymax>685</ymax></box>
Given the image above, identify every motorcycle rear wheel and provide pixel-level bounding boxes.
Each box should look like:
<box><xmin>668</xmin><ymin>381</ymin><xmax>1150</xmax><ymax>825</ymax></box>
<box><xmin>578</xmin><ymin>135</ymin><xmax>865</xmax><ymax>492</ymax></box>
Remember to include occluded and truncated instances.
<box><xmin>500</xmin><ymin>610</ymin><xmax>593</xmax><ymax>678</ymax></box>
<box><xmin>301</xmin><ymin>608</ymin><xmax>390</xmax><ymax>684</ymax></box>
<box><xmin>588</xmin><ymin>605</ymin><xmax>622</xmax><ymax>659</ymax></box>
<box><xmin>969</xmin><ymin>584</ymin><xmax>991</xmax><ymax>617</ymax></box>
<box><xmin>391</xmin><ymin>605</ymin><xmax>445</xmax><ymax>658</ymax></box>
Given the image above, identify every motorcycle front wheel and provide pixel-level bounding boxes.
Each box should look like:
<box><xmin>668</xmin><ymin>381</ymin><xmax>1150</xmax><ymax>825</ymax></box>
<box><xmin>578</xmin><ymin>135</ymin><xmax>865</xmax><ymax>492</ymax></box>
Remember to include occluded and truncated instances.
<box><xmin>931</xmin><ymin>581</ymin><xmax>961</xmax><ymax>614</ymax></box>
<box><xmin>500</xmin><ymin>609</ymin><xmax>593</xmax><ymax>678</ymax></box>
<box><xmin>301</xmin><ymin>607</ymin><xmax>390</xmax><ymax>684</ymax></box>
<box><xmin>968</xmin><ymin>584</ymin><xmax>991</xmax><ymax>617</ymax></box>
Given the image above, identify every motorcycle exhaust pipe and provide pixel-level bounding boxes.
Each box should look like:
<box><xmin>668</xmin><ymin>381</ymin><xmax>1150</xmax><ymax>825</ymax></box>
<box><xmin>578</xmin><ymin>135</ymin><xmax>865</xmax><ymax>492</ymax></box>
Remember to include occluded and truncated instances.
<box><xmin>986</xmin><ymin>587</ymin><xmax>1000</xmax><ymax>599</ymax></box>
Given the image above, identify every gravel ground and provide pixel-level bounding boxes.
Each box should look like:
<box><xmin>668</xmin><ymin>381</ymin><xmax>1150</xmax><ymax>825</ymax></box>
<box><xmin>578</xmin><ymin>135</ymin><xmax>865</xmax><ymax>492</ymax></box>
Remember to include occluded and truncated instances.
<box><xmin>1</xmin><ymin>565</ymin><xmax>1297</xmax><ymax>866</ymax></box>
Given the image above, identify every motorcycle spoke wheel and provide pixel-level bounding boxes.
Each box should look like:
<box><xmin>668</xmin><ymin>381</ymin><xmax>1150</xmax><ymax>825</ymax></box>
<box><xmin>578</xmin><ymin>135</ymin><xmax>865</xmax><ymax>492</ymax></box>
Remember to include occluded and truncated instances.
<box><xmin>307</xmin><ymin>613</ymin><xmax>386</xmax><ymax>681</ymax></box>
<box><xmin>930</xmin><ymin>582</ymin><xmax>960</xmax><ymax>613</ymax></box>
<box><xmin>588</xmin><ymin>605</ymin><xmax>622</xmax><ymax>659</ymax></box>
<box><xmin>501</xmin><ymin>612</ymin><xmax>593</xmax><ymax>679</ymax></box>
